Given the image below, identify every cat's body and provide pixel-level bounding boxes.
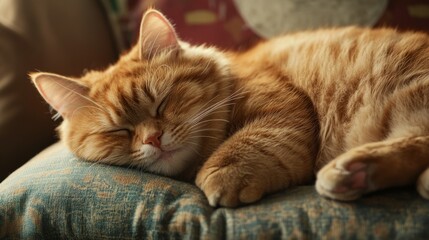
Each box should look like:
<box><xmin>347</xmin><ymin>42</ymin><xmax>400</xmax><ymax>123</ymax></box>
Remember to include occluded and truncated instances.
<box><xmin>231</xmin><ymin>27</ymin><xmax>429</xmax><ymax>168</ymax></box>
<box><xmin>32</xmin><ymin>10</ymin><xmax>429</xmax><ymax>207</ymax></box>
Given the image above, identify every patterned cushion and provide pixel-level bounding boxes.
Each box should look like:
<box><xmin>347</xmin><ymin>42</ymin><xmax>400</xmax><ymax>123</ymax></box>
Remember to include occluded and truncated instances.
<box><xmin>1</xmin><ymin>143</ymin><xmax>429</xmax><ymax>239</ymax></box>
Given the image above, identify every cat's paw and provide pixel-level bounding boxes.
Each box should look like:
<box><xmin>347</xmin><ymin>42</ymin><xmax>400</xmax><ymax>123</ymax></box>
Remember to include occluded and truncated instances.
<box><xmin>195</xmin><ymin>166</ymin><xmax>264</xmax><ymax>207</ymax></box>
<box><xmin>316</xmin><ymin>149</ymin><xmax>374</xmax><ymax>201</ymax></box>
<box><xmin>417</xmin><ymin>168</ymin><xmax>429</xmax><ymax>199</ymax></box>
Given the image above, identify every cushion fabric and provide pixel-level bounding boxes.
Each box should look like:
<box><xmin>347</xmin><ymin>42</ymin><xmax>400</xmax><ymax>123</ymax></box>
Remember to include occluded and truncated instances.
<box><xmin>1</xmin><ymin>143</ymin><xmax>429</xmax><ymax>239</ymax></box>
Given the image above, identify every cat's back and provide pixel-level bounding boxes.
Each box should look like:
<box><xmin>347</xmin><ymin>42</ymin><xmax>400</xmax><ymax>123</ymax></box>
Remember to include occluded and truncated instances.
<box><xmin>231</xmin><ymin>27</ymin><xmax>429</xmax><ymax>167</ymax></box>
<box><xmin>234</xmin><ymin>27</ymin><xmax>429</xmax><ymax>118</ymax></box>
<box><xmin>236</xmin><ymin>27</ymin><xmax>429</xmax><ymax>88</ymax></box>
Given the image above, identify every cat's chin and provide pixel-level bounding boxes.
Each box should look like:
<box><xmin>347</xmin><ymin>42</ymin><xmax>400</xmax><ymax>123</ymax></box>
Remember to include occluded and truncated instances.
<box><xmin>159</xmin><ymin>148</ymin><xmax>180</xmax><ymax>160</ymax></box>
<box><xmin>146</xmin><ymin>147</ymin><xmax>197</xmax><ymax>177</ymax></box>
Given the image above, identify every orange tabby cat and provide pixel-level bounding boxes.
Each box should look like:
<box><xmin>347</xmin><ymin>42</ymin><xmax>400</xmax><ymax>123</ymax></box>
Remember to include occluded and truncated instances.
<box><xmin>31</xmin><ymin>10</ymin><xmax>429</xmax><ymax>207</ymax></box>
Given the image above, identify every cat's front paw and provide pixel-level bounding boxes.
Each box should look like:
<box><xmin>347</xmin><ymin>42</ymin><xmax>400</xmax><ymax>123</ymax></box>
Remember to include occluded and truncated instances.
<box><xmin>316</xmin><ymin>148</ymin><xmax>373</xmax><ymax>201</ymax></box>
<box><xmin>196</xmin><ymin>165</ymin><xmax>265</xmax><ymax>207</ymax></box>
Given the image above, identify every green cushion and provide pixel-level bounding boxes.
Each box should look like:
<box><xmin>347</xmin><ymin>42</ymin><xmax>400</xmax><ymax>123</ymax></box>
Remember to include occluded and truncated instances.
<box><xmin>1</xmin><ymin>143</ymin><xmax>429</xmax><ymax>239</ymax></box>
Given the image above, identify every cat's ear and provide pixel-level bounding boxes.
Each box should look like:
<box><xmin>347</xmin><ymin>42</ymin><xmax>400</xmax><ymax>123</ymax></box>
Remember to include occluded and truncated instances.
<box><xmin>30</xmin><ymin>73</ymin><xmax>92</xmax><ymax>119</ymax></box>
<box><xmin>138</xmin><ymin>9</ymin><xmax>179</xmax><ymax>60</ymax></box>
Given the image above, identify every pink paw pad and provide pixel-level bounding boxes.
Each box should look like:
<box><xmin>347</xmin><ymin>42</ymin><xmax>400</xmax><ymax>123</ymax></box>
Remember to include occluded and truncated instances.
<box><xmin>332</xmin><ymin>162</ymin><xmax>368</xmax><ymax>193</ymax></box>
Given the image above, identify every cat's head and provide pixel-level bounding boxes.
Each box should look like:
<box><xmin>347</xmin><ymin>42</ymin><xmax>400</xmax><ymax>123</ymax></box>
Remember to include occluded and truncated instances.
<box><xmin>31</xmin><ymin>10</ymin><xmax>234</xmax><ymax>178</ymax></box>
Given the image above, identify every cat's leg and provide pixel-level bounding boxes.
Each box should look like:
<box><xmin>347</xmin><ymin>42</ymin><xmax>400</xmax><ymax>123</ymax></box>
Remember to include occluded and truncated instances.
<box><xmin>316</xmin><ymin>136</ymin><xmax>429</xmax><ymax>200</ymax></box>
<box><xmin>196</xmin><ymin>116</ymin><xmax>318</xmax><ymax>207</ymax></box>
<box><xmin>317</xmin><ymin>81</ymin><xmax>429</xmax><ymax>200</ymax></box>
<box><xmin>417</xmin><ymin>167</ymin><xmax>429</xmax><ymax>199</ymax></box>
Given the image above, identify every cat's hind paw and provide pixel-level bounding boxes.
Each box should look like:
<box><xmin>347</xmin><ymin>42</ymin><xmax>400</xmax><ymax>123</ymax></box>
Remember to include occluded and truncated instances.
<box><xmin>316</xmin><ymin>150</ymin><xmax>373</xmax><ymax>201</ymax></box>
<box><xmin>417</xmin><ymin>168</ymin><xmax>429</xmax><ymax>199</ymax></box>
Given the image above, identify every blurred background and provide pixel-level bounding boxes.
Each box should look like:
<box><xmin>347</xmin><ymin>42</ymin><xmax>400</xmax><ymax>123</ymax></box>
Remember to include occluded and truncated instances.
<box><xmin>0</xmin><ymin>0</ymin><xmax>428</xmax><ymax>181</ymax></box>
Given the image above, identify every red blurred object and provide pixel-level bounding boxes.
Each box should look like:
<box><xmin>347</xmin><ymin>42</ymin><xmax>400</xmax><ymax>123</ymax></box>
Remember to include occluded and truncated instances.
<box><xmin>376</xmin><ymin>0</ymin><xmax>429</xmax><ymax>32</ymax></box>
<box><xmin>123</xmin><ymin>0</ymin><xmax>429</xmax><ymax>51</ymax></box>
<box><xmin>127</xmin><ymin>0</ymin><xmax>261</xmax><ymax>50</ymax></box>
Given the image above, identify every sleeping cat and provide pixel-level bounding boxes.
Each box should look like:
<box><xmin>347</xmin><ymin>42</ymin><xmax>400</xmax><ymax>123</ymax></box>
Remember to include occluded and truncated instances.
<box><xmin>31</xmin><ymin>9</ymin><xmax>429</xmax><ymax>207</ymax></box>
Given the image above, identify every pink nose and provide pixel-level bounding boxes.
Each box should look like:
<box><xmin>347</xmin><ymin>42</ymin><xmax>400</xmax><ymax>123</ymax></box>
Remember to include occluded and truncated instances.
<box><xmin>143</xmin><ymin>131</ymin><xmax>162</xmax><ymax>148</ymax></box>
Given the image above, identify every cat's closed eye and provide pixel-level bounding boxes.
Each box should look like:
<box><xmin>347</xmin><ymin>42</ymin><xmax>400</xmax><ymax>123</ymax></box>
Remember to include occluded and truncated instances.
<box><xmin>156</xmin><ymin>97</ymin><xmax>168</xmax><ymax>117</ymax></box>
<box><xmin>107</xmin><ymin>128</ymin><xmax>133</xmax><ymax>137</ymax></box>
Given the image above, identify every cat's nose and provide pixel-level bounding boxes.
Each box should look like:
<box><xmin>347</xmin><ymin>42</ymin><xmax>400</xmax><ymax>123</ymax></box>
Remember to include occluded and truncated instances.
<box><xmin>144</xmin><ymin>131</ymin><xmax>162</xmax><ymax>148</ymax></box>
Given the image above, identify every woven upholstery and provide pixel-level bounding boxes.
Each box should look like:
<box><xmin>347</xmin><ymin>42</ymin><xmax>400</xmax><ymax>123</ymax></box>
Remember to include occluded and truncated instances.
<box><xmin>1</xmin><ymin>143</ymin><xmax>429</xmax><ymax>239</ymax></box>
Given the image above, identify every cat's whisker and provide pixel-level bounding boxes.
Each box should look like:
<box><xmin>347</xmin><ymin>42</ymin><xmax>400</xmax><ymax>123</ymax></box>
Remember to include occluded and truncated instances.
<box><xmin>188</xmin><ymin>135</ymin><xmax>223</xmax><ymax>141</ymax></box>
<box><xmin>86</xmin><ymin>160</ymin><xmax>103</xmax><ymax>171</ymax></box>
<box><xmin>183</xmin><ymin>84</ymin><xmax>234</xmax><ymax>122</ymax></box>
<box><xmin>183</xmin><ymin>142</ymin><xmax>203</xmax><ymax>158</ymax></box>
<box><xmin>111</xmin><ymin>156</ymin><xmax>132</xmax><ymax>166</ymax></box>
<box><xmin>188</xmin><ymin>118</ymin><xmax>230</xmax><ymax>130</ymax></box>
<box><xmin>187</xmin><ymin>102</ymin><xmax>232</xmax><ymax>124</ymax></box>
<box><xmin>188</xmin><ymin>128</ymin><xmax>225</xmax><ymax>134</ymax></box>
<box><xmin>182</xmin><ymin>136</ymin><xmax>202</xmax><ymax>146</ymax></box>
<box><xmin>130</xmin><ymin>160</ymin><xmax>145</xmax><ymax>171</ymax></box>
<box><xmin>187</xmin><ymin>88</ymin><xmax>247</xmax><ymax>124</ymax></box>
<box><xmin>52</xmin><ymin>112</ymin><xmax>61</xmax><ymax>121</ymax></box>
<box><xmin>188</xmin><ymin>109</ymin><xmax>232</xmax><ymax>126</ymax></box>
<box><xmin>184</xmin><ymin>140</ymin><xmax>200</xmax><ymax>147</ymax></box>
<box><xmin>186</xmin><ymin>83</ymin><xmax>233</xmax><ymax>118</ymax></box>
<box><xmin>191</xmin><ymin>94</ymin><xmax>231</xmax><ymax>118</ymax></box>
<box><xmin>174</xmin><ymin>118</ymin><xmax>223</xmax><ymax>143</ymax></box>
<box><xmin>131</xmin><ymin>151</ymin><xmax>146</xmax><ymax>160</ymax></box>
<box><xmin>190</xmin><ymin>96</ymin><xmax>231</xmax><ymax>119</ymax></box>
<box><xmin>185</xmin><ymin>96</ymin><xmax>220</xmax><ymax>123</ymax></box>
<box><xmin>180</xmin><ymin>119</ymin><xmax>230</xmax><ymax>138</ymax></box>
<box><xmin>124</xmin><ymin>163</ymin><xmax>134</xmax><ymax>171</ymax></box>
<box><xmin>136</xmin><ymin>165</ymin><xmax>148</xmax><ymax>174</ymax></box>
<box><xmin>184</xmin><ymin>139</ymin><xmax>219</xmax><ymax>157</ymax></box>
<box><xmin>85</xmin><ymin>153</ymin><xmax>125</xmax><ymax>171</ymax></box>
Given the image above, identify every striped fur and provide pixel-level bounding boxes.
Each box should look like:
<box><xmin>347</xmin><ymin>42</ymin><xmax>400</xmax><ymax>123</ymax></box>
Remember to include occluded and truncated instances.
<box><xmin>32</xmin><ymin>10</ymin><xmax>429</xmax><ymax>207</ymax></box>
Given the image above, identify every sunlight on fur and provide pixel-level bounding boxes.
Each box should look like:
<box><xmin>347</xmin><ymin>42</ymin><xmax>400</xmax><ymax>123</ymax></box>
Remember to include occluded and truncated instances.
<box><xmin>32</xmin><ymin>9</ymin><xmax>429</xmax><ymax>207</ymax></box>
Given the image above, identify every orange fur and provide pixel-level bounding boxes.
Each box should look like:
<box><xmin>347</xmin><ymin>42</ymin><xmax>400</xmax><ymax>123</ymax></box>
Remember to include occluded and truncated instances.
<box><xmin>32</xmin><ymin>10</ymin><xmax>429</xmax><ymax>207</ymax></box>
